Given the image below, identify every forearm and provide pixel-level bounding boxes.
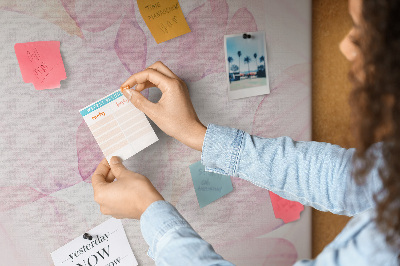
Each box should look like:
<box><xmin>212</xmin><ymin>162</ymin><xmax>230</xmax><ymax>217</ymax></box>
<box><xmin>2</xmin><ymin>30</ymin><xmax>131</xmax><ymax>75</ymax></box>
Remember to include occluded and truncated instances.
<box><xmin>201</xmin><ymin>124</ymin><xmax>378</xmax><ymax>216</ymax></box>
<box><xmin>140</xmin><ymin>200</ymin><xmax>234</xmax><ymax>265</ymax></box>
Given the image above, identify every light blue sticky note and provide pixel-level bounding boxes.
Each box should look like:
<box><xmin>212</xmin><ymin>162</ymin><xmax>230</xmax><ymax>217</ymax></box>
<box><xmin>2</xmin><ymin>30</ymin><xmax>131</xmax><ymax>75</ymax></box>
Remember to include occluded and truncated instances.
<box><xmin>189</xmin><ymin>161</ymin><xmax>233</xmax><ymax>208</ymax></box>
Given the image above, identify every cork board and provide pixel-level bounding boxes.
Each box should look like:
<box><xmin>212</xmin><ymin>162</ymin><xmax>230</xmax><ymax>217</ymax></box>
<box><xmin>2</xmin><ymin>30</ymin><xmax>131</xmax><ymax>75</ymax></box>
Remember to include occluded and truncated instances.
<box><xmin>312</xmin><ymin>0</ymin><xmax>353</xmax><ymax>257</ymax></box>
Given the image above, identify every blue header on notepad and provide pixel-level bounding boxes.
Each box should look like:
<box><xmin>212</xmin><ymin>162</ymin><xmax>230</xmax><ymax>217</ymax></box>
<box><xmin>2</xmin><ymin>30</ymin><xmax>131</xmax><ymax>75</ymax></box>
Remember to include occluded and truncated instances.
<box><xmin>80</xmin><ymin>91</ymin><xmax>123</xmax><ymax>116</ymax></box>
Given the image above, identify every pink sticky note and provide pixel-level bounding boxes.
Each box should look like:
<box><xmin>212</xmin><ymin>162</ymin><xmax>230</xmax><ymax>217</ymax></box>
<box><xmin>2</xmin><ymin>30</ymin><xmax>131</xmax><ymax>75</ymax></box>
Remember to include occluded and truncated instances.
<box><xmin>269</xmin><ymin>191</ymin><xmax>304</xmax><ymax>223</ymax></box>
<box><xmin>14</xmin><ymin>41</ymin><xmax>67</xmax><ymax>90</ymax></box>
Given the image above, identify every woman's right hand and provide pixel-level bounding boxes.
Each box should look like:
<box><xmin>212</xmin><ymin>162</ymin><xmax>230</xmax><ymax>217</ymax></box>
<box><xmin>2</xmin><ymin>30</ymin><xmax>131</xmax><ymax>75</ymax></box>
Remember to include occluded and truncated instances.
<box><xmin>120</xmin><ymin>61</ymin><xmax>207</xmax><ymax>151</ymax></box>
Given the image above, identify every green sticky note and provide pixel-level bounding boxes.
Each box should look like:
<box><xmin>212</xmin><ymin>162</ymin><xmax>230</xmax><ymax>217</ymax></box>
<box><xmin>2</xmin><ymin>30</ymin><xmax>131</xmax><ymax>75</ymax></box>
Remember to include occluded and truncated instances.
<box><xmin>189</xmin><ymin>161</ymin><xmax>233</xmax><ymax>208</ymax></box>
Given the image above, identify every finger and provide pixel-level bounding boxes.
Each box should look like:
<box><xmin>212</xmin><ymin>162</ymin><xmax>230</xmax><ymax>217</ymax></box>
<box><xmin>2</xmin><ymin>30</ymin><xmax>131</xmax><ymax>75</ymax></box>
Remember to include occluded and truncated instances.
<box><xmin>135</xmin><ymin>81</ymin><xmax>155</xmax><ymax>92</ymax></box>
<box><xmin>105</xmin><ymin>169</ymin><xmax>116</xmax><ymax>183</ymax></box>
<box><xmin>92</xmin><ymin>158</ymin><xmax>110</xmax><ymax>188</ymax></box>
<box><xmin>147</xmin><ymin>61</ymin><xmax>178</xmax><ymax>79</ymax></box>
<box><xmin>109</xmin><ymin>156</ymin><xmax>130</xmax><ymax>178</ymax></box>
<box><xmin>120</xmin><ymin>68</ymin><xmax>174</xmax><ymax>93</ymax></box>
<box><xmin>122</xmin><ymin>89</ymin><xmax>158</xmax><ymax>117</ymax></box>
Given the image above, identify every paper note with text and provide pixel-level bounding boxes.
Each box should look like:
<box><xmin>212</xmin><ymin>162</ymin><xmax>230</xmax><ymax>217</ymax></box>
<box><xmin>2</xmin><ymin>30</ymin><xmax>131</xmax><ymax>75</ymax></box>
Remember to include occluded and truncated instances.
<box><xmin>189</xmin><ymin>161</ymin><xmax>233</xmax><ymax>208</ymax></box>
<box><xmin>79</xmin><ymin>90</ymin><xmax>158</xmax><ymax>162</ymax></box>
<box><xmin>14</xmin><ymin>41</ymin><xmax>67</xmax><ymax>90</ymax></box>
<box><xmin>51</xmin><ymin>218</ymin><xmax>138</xmax><ymax>266</ymax></box>
<box><xmin>137</xmin><ymin>0</ymin><xmax>191</xmax><ymax>44</ymax></box>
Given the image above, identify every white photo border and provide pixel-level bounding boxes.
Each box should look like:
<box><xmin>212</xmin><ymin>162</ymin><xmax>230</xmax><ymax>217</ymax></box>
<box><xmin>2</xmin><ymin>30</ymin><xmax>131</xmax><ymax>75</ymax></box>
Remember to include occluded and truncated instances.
<box><xmin>224</xmin><ymin>31</ymin><xmax>270</xmax><ymax>100</ymax></box>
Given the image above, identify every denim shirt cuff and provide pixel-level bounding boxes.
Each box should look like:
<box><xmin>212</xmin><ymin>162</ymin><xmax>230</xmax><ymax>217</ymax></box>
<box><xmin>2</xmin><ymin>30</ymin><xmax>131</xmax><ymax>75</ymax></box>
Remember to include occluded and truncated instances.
<box><xmin>201</xmin><ymin>124</ymin><xmax>245</xmax><ymax>176</ymax></box>
<box><xmin>140</xmin><ymin>200</ymin><xmax>192</xmax><ymax>260</ymax></box>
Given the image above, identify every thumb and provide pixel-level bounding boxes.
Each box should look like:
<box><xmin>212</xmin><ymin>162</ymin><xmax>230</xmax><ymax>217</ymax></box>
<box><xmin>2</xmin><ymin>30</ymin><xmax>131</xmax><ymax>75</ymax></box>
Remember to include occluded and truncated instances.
<box><xmin>123</xmin><ymin>89</ymin><xmax>155</xmax><ymax>116</ymax></box>
<box><xmin>109</xmin><ymin>156</ymin><xmax>128</xmax><ymax>178</ymax></box>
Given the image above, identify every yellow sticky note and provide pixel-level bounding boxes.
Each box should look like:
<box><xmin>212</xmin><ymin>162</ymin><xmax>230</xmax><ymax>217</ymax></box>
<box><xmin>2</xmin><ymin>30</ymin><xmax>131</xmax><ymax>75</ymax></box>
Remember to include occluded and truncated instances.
<box><xmin>137</xmin><ymin>0</ymin><xmax>191</xmax><ymax>44</ymax></box>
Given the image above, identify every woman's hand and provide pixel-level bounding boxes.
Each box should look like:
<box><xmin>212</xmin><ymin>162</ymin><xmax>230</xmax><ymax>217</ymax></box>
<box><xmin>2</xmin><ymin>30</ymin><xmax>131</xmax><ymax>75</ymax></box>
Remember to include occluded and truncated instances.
<box><xmin>92</xmin><ymin>157</ymin><xmax>164</xmax><ymax>219</ymax></box>
<box><xmin>120</xmin><ymin>61</ymin><xmax>206</xmax><ymax>151</ymax></box>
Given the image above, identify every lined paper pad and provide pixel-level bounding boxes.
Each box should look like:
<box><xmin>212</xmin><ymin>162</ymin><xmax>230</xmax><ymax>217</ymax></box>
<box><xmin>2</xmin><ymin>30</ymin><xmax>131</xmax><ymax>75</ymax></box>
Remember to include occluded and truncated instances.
<box><xmin>79</xmin><ymin>90</ymin><xmax>158</xmax><ymax>162</ymax></box>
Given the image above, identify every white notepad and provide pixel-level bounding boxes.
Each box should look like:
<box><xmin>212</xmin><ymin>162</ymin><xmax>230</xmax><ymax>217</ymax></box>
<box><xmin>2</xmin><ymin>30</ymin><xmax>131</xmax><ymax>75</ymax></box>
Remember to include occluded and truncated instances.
<box><xmin>79</xmin><ymin>90</ymin><xmax>158</xmax><ymax>162</ymax></box>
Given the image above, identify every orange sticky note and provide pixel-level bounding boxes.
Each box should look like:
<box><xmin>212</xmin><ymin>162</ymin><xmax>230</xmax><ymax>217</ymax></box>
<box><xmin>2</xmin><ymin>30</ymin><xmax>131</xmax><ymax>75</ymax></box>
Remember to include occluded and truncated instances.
<box><xmin>137</xmin><ymin>0</ymin><xmax>191</xmax><ymax>44</ymax></box>
<box><xmin>14</xmin><ymin>41</ymin><xmax>67</xmax><ymax>90</ymax></box>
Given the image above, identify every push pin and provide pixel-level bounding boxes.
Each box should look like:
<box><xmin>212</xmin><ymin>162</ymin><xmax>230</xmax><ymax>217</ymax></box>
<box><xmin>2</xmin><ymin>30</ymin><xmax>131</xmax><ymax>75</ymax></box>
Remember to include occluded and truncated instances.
<box><xmin>83</xmin><ymin>233</ymin><xmax>93</xmax><ymax>240</ymax></box>
<box><xmin>243</xmin><ymin>33</ymin><xmax>252</xmax><ymax>39</ymax></box>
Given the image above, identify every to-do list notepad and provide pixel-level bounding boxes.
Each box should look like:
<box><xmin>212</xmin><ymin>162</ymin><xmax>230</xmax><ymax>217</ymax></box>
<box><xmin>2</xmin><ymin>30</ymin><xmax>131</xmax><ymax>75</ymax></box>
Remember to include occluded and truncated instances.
<box><xmin>79</xmin><ymin>90</ymin><xmax>158</xmax><ymax>162</ymax></box>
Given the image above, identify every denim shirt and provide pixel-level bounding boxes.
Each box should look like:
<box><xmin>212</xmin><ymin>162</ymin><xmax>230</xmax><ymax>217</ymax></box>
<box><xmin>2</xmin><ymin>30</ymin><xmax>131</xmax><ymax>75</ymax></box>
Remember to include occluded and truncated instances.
<box><xmin>140</xmin><ymin>124</ymin><xmax>399</xmax><ymax>265</ymax></box>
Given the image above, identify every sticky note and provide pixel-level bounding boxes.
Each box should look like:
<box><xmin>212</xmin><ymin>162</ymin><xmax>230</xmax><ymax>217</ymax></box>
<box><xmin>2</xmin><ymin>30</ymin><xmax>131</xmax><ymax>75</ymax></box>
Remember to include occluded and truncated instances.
<box><xmin>137</xmin><ymin>0</ymin><xmax>191</xmax><ymax>44</ymax></box>
<box><xmin>51</xmin><ymin>218</ymin><xmax>138</xmax><ymax>266</ymax></box>
<box><xmin>14</xmin><ymin>41</ymin><xmax>67</xmax><ymax>90</ymax></box>
<box><xmin>79</xmin><ymin>90</ymin><xmax>158</xmax><ymax>162</ymax></box>
<box><xmin>269</xmin><ymin>191</ymin><xmax>304</xmax><ymax>223</ymax></box>
<box><xmin>189</xmin><ymin>161</ymin><xmax>233</xmax><ymax>208</ymax></box>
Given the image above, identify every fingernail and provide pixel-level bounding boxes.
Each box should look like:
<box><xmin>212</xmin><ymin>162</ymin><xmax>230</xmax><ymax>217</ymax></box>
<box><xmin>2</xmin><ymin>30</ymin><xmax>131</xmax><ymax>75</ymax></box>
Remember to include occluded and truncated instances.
<box><xmin>125</xmin><ymin>89</ymin><xmax>134</xmax><ymax>100</ymax></box>
<box><xmin>110</xmin><ymin>157</ymin><xmax>121</xmax><ymax>165</ymax></box>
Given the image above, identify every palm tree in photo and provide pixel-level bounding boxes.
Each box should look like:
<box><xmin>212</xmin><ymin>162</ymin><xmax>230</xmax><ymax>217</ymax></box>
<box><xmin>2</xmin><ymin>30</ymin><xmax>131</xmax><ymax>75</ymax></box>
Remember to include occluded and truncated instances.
<box><xmin>260</xmin><ymin>55</ymin><xmax>265</xmax><ymax>71</ymax></box>
<box><xmin>227</xmin><ymin>56</ymin><xmax>233</xmax><ymax>73</ymax></box>
<box><xmin>244</xmin><ymin>56</ymin><xmax>251</xmax><ymax>78</ymax></box>
<box><xmin>253</xmin><ymin>53</ymin><xmax>258</xmax><ymax>71</ymax></box>
<box><xmin>237</xmin><ymin>51</ymin><xmax>242</xmax><ymax>76</ymax></box>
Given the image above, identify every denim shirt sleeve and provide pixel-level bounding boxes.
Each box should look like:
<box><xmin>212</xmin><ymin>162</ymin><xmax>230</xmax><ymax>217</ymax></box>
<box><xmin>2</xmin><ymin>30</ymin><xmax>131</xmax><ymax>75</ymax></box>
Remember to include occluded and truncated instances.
<box><xmin>201</xmin><ymin>124</ymin><xmax>382</xmax><ymax>216</ymax></box>
<box><xmin>140</xmin><ymin>200</ymin><xmax>234</xmax><ymax>265</ymax></box>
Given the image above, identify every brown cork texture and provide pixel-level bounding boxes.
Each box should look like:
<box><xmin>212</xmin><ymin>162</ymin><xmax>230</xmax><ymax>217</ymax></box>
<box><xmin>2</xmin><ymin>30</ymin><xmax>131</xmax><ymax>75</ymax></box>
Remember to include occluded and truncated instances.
<box><xmin>312</xmin><ymin>0</ymin><xmax>353</xmax><ymax>258</ymax></box>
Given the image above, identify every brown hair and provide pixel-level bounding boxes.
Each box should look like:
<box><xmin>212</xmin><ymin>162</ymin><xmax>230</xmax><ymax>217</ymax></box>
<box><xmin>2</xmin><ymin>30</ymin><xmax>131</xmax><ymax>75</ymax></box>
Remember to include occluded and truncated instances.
<box><xmin>350</xmin><ymin>0</ymin><xmax>400</xmax><ymax>250</ymax></box>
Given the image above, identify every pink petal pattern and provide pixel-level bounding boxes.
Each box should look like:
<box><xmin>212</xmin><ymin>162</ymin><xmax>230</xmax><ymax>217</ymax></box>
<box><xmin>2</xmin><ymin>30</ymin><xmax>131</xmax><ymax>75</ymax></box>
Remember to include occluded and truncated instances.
<box><xmin>114</xmin><ymin>1</ymin><xmax>147</xmax><ymax>76</ymax></box>
<box><xmin>61</xmin><ymin>0</ymin><xmax>124</xmax><ymax>32</ymax></box>
<box><xmin>76</xmin><ymin>120</ymin><xmax>104</xmax><ymax>182</ymax></box>
<box><xmin>0</xmin><ymin>186</ymin><xmax>46</xmax><ymax>212</ymax></box>
<box><xmin>159</xmin><ymin>0</ymin><xmax>257</xmax><ymax>82</ymax></box>
<box><xmin>219</xmin><ymin>238</ymin><xmax>298</xmax><ymax>266</ymax></box>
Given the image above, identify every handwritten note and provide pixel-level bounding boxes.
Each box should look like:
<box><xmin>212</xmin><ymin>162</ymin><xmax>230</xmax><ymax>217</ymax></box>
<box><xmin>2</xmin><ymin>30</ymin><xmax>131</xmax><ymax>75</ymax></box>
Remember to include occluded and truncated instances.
<box><xmin>14</xmin><ymin>41</ymin><xmax>67</xmax><ymax>90</ymax></box>
<box><xmin>269</xmin><ymin>191</ymin><xmax>304</xmax><ymax>223</ymax></box>
<box><xmin>137</xmin><ymin>0</ymin><xmax>191</xmax><ymax>44</ymax></box>
<box><xmin>51</xmin><ymin>218</ymin><xmax>138</xmax><ymax>266</ymax></box>
<box><xmin>189</xmin><ymin>161</ymin><xmax>233</xmax><ymax>208</ymax></box>
<box><xmin>79</xmin><ymin>90</ymin><xmax>158</xmax><ymax>163</ymax></box>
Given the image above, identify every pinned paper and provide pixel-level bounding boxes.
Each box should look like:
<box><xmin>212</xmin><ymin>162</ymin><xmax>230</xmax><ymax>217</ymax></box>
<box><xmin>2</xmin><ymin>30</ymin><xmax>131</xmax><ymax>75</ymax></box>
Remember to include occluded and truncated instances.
<box><xmin>51</xmin><ymin>218</ymin><xmax>138</xmax><ymax>266</ymax></box>
<box><xmin>14</xmin><ymin>41</ymin><xmax>67</xmax><ymax>90</ymax></box>
<box><xmin>137</xmin><ymin>0</ymin><xmax>191</xmax><ymax>44</ymax></box>
<box><xmin>189</xmin><ymin>161</ymin><xmax>233</xmax><ymax>208</ymax></box>
<box><xmin>269</xmin><ymin>191</ymin><xmax>304</xmax><ymax>223</ymax></box>
<box><xmin>79</xmin><ymin>90</ymin><xmax>158</xmax><ymax>163</ymax></box>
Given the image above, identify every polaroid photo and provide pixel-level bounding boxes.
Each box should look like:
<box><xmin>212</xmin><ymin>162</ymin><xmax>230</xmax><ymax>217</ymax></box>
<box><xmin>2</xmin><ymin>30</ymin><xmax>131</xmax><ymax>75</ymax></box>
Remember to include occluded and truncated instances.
<box><xmin>224</xmin><ymin>31</ymin><xmax>270</xmax><ymax>100</ymax></box>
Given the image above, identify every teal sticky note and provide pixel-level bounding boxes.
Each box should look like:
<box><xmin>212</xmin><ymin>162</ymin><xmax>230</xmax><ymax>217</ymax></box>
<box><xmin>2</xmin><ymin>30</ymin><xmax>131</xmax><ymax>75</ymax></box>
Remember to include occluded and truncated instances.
<box><xmin>189</xmin><ymin>161</ymin><xmax>233</xmax><ymax>208</ymax></box>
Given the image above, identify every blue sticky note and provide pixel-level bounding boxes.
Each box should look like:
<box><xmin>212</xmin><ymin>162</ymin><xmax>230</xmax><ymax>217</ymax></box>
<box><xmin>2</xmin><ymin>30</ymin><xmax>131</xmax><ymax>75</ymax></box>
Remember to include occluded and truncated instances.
<box><xmin>189</xmin><ymin>161</ymin><xmax>233</xmax><ymax>208</ymax></box>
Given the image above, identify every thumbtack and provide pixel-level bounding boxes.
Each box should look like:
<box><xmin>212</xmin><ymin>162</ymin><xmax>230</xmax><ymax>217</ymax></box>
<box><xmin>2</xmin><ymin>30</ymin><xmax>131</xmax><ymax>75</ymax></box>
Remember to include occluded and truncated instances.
<box><xmin>242</xmin><ymin>33</ymin><xmax>252</xmax><ymax>39</ymax></box>
<box><xmin>83</xmin><ymin>233</ymin><xmax>93</xmax><ymax>240</ymax></box>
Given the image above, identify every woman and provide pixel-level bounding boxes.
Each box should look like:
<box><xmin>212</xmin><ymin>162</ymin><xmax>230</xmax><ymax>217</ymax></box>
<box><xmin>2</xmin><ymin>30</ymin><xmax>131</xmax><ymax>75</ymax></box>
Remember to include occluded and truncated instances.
<box><xmin>91</xmin><ymin>0</ymin><xmax>400</xmax><ymax>264</ymax></box>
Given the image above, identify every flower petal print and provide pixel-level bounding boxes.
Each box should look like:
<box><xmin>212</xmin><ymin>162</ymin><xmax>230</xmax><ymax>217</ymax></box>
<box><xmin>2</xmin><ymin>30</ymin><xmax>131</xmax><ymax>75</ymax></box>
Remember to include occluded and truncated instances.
<box><xmin>60</xmin><ymin>0</ymin><xmax>125</xmax><ymax>33</ymax></box>
<box><xmin>0</xmin><ymin>0</ymin><xmax>83</xmax><ymax>37</ymax></box>
<box><xmin>0</xmin><ymin>186</ymin><xmax>46</xmax><ymax>212</ymax></box>
<box><xmin>76</xmin><ymin>120</ymin><xmax>104</xmax><ymax>183</ymax></box>
<box><xmin>0</xmin><ymin>196</ymin><xmax>89</xmax><ymax>265</ymax></box>
<box><xmin>218</xmin><ymin>238</ymin><xmax>297</xmax><ymax>265</ymax></box>
<box><xmin>114</xmin><ymin>0</ymin><xmax>148</xmax><ymax>85</ymax></box>
<box><xmin>159</xmin><ymin>0</ymin><xmax>257</xmax><ymax>82</ymax></box>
